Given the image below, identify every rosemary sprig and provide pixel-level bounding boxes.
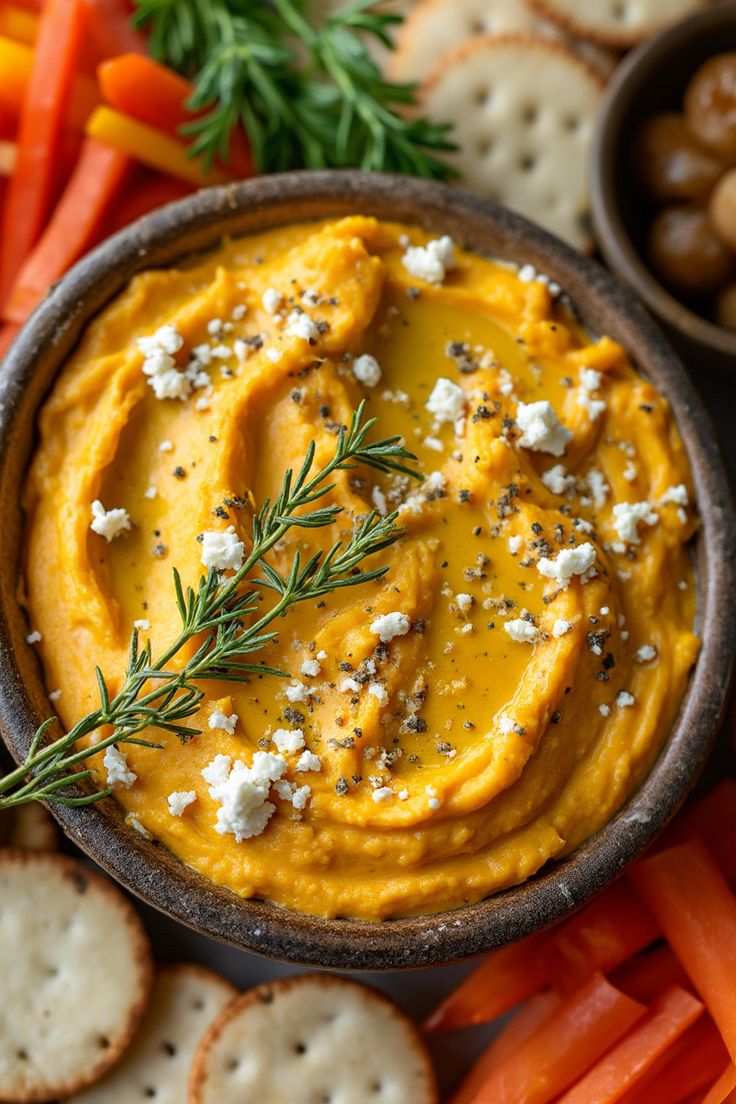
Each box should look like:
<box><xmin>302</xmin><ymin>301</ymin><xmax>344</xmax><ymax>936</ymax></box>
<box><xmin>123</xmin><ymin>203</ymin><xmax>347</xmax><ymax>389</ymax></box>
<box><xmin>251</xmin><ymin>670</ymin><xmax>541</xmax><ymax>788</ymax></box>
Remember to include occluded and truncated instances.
<box><xmin>0</xmin><ymin>403</ymin><xmax>420</xmax><ymax>810</ymax></box>
<box><xmin>132</xmin><ymin>0</ymin><xmax>457</xmax><ymax>179</ymax></box>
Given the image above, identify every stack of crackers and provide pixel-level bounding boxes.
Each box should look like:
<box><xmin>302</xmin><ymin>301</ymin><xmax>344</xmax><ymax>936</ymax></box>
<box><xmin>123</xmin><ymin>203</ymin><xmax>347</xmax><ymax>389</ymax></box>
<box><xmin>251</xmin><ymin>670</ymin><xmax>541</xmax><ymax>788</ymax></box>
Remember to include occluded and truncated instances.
<box><xmin>336</xmin><ymin>0</ymin><xmax>714</xmax><ymax>251</ymax></box>
<box><xmin>0</xmin><ymin>805</ymin><xmax>438</xmax><ymax>1104</ymax></box>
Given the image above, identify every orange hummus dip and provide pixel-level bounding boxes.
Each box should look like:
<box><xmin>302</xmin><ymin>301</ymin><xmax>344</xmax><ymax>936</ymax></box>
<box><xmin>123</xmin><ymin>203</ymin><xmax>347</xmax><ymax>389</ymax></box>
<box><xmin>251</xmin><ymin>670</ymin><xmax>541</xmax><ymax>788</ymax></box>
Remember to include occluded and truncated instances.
<box><xmin>23</xmin><ymin>217</ymin><xmax>699</xmax><ymax>920</ymax></box>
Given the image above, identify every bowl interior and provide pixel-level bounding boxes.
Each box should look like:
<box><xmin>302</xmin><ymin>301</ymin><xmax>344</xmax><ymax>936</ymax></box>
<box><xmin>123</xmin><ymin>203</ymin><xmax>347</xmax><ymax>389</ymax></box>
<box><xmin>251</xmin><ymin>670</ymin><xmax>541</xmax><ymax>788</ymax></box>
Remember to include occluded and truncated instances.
<box><xmin>591</xmin><ymin>3</ymin><xmax>736</xmax><ymax>357</ymax></box>
<box><xmin>0</xmin><ymin>172</ymin><xmax>734</xmax><ymax>970</ymax></box>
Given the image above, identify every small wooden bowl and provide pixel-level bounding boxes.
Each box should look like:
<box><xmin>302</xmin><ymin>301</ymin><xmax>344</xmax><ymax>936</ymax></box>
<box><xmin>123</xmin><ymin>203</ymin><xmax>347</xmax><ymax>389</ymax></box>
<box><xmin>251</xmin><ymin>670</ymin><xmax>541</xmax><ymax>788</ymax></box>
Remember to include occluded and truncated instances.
<box><xmin>590</xmin><ymin>3</ymin><xmax>736</xmax><ymax>369</ymax></box>
<box><xmin>0</xmin><ymin>172</ymin><xmax>733</xmax><ymax>969</ymax></box>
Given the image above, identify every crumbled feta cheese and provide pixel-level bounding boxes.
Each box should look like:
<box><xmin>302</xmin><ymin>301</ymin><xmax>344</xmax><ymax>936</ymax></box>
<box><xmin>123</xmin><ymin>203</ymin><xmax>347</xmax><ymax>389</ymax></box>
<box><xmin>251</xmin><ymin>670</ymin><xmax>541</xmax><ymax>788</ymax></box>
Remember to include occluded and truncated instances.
<box><xmin>266</xmin><ymin>347</ymin><xmax>282</xmax><ymax>363</ymax></box>
<box><xmin>616</xmin><ymin>691</ymin><xmax>635</xmax><ymax>708</ymax></box>
<box><xmin>398</xmin><ymin>788</ymin><xmax>409</xmax><ymax>801</ymax></box>
<box><xmin>272</xmin><ymin>727</ymin><xmax>305</xmax><ymax>754</ymax></box>
<box><xmin>636</xmin><ymin>644</ymin><xmax>658</xmax><ymax>663</ymax></box>
<box><xmin>204</xmin><ymin>751</ymin><xmax>286</xmax><ymax>842</ymax></box>
<box><xmin>296</xmin><ymin>750</ymin><xmax>322</xmax><ymax>773</ymax></box>
<box><xmin>352</xmin><ymin>353</ymin><xmax>382</xmax><ymax>387</ymax></box>
<box><xmin>103</xmin><ymin>745</ymin><xmax>137</xmax><ymax>789</ymax></box>
<box><xmin>580</xmin><ymin>367</ymin><xmax>602</xmax><ymax>392</ymax></box>
<box><xmin>138</xmin><ymin>324</ymin><xmax>183</xmax><ymax>358</ymax></box>
<box><xmin>504</xmin><ymin>619</ymin><xmax>539</xmax><ymax>644</ymax></box>
<box><xmin>401</xmin><ymin>235</ymin><xmax>455</xmax><ymax>284</ymax></box>
<box><xmin>537</xmin><ymin>542</ymin><xmax>597</xmax><ymax>587</ymax></box>
<box><xmin>300</xmin><ymin>658</ymin><xmax>321</xmax><ymax>677</ymax></box>
<box><xmin>426</xmin><ymin>377</ymin><xmax>465</xmax><ymax>424</ymax></box>
<box><xmin>144</xmin><ymin>485</ymin><xmax>157</xmax><ymax>499</ymax></box>
<box><xmin>340</xmin><ymin>677</ymin><xmax>362</xmax><ymax>694</ymax></box>
<box><xmin>291</xmin><ymin>785</ymin><xmax>311</xmax><ymax>811</ymax></box>
<box><xmin>285</xmin><ymin>310</ymin><xmax>319</xmax><ymax>342</ymax></box>
<box><xmin>578</xmin><ymin>392</ymin><xmax>607</xmax><ymax>422</ymax></box>
<box><xmin>262</xmin><ymin>287</ymin><xmax>282</xmax><ymax>314</ymax></box>
<box><xmin>455</xmin><ymin>593</ymin><xmax>473</xmax><ymax>613</ymax></box>
<box><xmin>370</xmin><ymin>611</ymin><xmax>411</xmax><ymax>643</ymax></box>
<box><xmin>599</xmin><ymin>703</ymin><xmax>611</xmax><ymax>717</ymax></box>
<box><xmin>200</xmin><ymin>525</ymin><xmax>244</xmax><ymax>571</ymax></box>
<box><xmin>134</xmin><ymin>619</ymin><xmax>150</xmax><ymax>631</ymax></box>
<box><xmin>426</xmin><ymin>785</ymin><xmax>442</xmax><ymax>810</ymax></box>
<box><xmin>587</xmin><ymin>467</ymin><xmax>609</xmax><ymax>508</ymax></box>
<box><xmin>542</xmin><ymin>464</ymin><xmax>575</xmax><ymax>495</ymax></box>
<box><xmin>49</xmin><ymin>689</ymin><xmax>62</xmax><ymax>702</ymax></box>
<box><xmin>26</xmin><ymin>630</ymin><xmax>41</xmax><ymax>644</ymax></box>
<box><xmin>612</xmin><ymin>501</ymin><xmax>658</xmax><ymax>545</ymax></box>
<box><xmin>516</xmin><ymin>400</ymin><xmax>571</xmax><ymax>457</ymax></box>
<box><xmin>498</xmin><ymin>714</ymin><xmax>515</xmax><ymax>735</ymax></box>
<box><xmin>372</xmin><ymin>485</ymin><xmax>388</xmax><ymax>516</ymax></box>
<box><xmin>207</xmin><ymin>318</ymin><xmax>223</xmax><ymax>336</ymax></box>
<box><xmin>372</xmin><ymin>786</ymin><xmax>393</xmax><ymax>803</ymax></box>
<box><xmin>368</xmin><ymin>683</ymin><xmax>389</xmax><ymax>705</ymax></box>
<box><xmin>90</xmin><ymin>500</ymin><xmax>131</xmax><ymax>542</ymax></box>
<box><xmin>211</xmin><ymin>343</ymin><xmax>233</xmax><ymax>360</ymax></box>
<box><xmin>285</xmin><ymin>680</ymin><xmax>310</xmax><ymax>703</ymax></box>
<box><xmin>623</xmin><ymin>463</ymin><xmax>637</xmax><ymax>482</ymax></box>
<box><xmin>507</xmin><ymin>534</ymin><xmax>523</xmax><ymax>555</ymax></box>
<box><xmin>159</xmin><ymin>439</ymin><xmax>173</xmax><ymax>452</ymax></box>
<box><xmin>208</xmin><ymin>710</ymin><xmax>238</xmax><ymax>734</ymax></box>
<box><xmin>552</xmin><ymin>619</ymin><xmax>572</xmax><ymax>637</ymax></box>
<box><xmin>137</xmin><ymin>325</ymin><xmax>191</xmax><ymax>401</ymax></box>
<box><xmin>660</xmin><ymin>484</ymin><xmax>688</xmax><ymax>506</ymax></box>
<box><xmin>167</xmin><ymin>790</ymin><xmax>197</xmax><ymax>816</ymax></box>
<box><xmin>232</xmin><ymin>304</ymin><xmax>247</xmax><ymax>321</ymax></box>
<box><xmin>423</xmin><ymin>435</ymin><xmax>444</xmax><ymax>452</ymax></box>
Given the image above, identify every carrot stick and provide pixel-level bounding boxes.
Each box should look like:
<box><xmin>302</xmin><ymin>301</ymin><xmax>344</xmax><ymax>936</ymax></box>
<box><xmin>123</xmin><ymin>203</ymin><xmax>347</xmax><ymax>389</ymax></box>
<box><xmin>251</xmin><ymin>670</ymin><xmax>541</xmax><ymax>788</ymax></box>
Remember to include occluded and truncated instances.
<box><xmin>467</xmin><ymin>973</ymin><xmax>646</xmax><ymax>1104</ymax></box>
<box><xmin>620</xmin><ymin>1016</ymin><xmax>729</xmax><ymax>1104</ymax></box>
<box><xmin>630</xmin><ymin>840</ymin><xmax>736</xmax><ymax>1062</ymax></box>
<box><xmin>0</xmin><ymin>141</ymin><xmax>16</xmax><ymax>175</ymax></box>
<box><xmin>422</xmin><ymin>930</ymin><xmax>551</xmax><ymax>1033</ymax></box>
<box><xmin>0</xmin><ymin>0</ymin><xmax>86</xmax><ymax>304</ymax></box>
<box><xmin>80</xmin><ymin>0</ymin><xmax>146</xmax><ymax>59</ymax></box>
<box><xmin>0</xmin><ymin>4</ymin><xmax>38</xmax><ymax>44</ymax></box>
<box><xmin>0</xmin><ymin>36</ymin><xmax>98</xmax><ymax>133</ymax></box>
<box><xmin>557</xmin><ymin>986</ymin><xmax>703</xmax><ymax>1104</ymax></box>
<box><xmin>702</xmin><ymin>1065</ymin><xmax>736</xmax><ymax>1104</ymax></box>
<box><xmin>101</xmin><ymin>173</ymin><xmax>192</xmax><ymax>236</ymax></box>
<box><xmin>3</xmin><ymin>138</ymin><xmax>130</xmax><ymax>324</ymax></box>
<box><xmin>0</xmin><ymin>322</ymin><xmax>21</xmax><ymax>360</ymax></box>
<box><xmin>449</xmin><ymin>992</ymin><xmax>561</xmax><ymax>1104</ymax></box>
<box><xmin>85</xmin><ymin>107</ymin><xmax>232</xmax><ymax>187</ymax></box>
<box><xmin>541</xmin><ymin>880</ymin><xmax>659</xmax><ymax>994</ymax></box>
<box><xmin>97</xmin><ymin>54</ymin><xmax>253</xmax><ymax>178</ymax></box>
<box><xmin>611</xmin><ymin>944</ymin><xmax>691</xmax><ymax>1003</ymax></box>
<box><xmin>663</xmin><ymin>780</ymin><xmax>736</xmax><ymax>853</ymax></box>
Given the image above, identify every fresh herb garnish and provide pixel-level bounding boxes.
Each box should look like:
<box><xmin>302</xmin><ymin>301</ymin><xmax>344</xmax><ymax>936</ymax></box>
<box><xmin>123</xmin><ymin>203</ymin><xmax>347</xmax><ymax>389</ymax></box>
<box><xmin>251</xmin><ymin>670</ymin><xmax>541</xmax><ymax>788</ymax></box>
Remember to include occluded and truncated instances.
<box><xmin>132</xmin><ymin>0</ymin><xmax>456</xmax><ymax>178</ymax></box>
<box><xmin>0</xmin><ymin>403</ymin><xmax>421</xmax><ymax>811</ymax></box>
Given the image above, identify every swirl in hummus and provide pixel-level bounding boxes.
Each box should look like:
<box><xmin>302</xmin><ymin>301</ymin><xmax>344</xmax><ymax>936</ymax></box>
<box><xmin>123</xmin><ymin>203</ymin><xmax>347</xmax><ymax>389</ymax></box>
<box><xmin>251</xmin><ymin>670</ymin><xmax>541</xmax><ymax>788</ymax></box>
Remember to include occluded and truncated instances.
<box><xmin>23</xmin><ymin>217</ymin><xmax>699</xmax><ymax>920</ymax></box>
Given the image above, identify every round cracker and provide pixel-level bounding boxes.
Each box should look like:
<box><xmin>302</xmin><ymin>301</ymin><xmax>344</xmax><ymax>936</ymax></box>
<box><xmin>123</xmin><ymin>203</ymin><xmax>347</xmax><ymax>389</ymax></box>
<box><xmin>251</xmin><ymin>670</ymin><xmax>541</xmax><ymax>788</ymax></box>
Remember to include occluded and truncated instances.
<box><xmin>67</xmin><ymin>964</ymin><xmax>236</xmax><ymax>1104</ymax></box>
<box><xmin>0</xmin><ymin>850</ymin><xmax>153</xmax><ymax>1102</ymax></box>
<box><xmin>421</xmin><ymin>34</ymin><xmax>604</xmax><ymax>252</ymax></box>
<box><xmin>189</xmin><ymin>974</ymin><xmax>439</xmax><ymax>1104</ymax></box>
<box><xmin>526</xmin><ymin>0</ymin><xmax>709</xmax><ymax>48</ymax></box>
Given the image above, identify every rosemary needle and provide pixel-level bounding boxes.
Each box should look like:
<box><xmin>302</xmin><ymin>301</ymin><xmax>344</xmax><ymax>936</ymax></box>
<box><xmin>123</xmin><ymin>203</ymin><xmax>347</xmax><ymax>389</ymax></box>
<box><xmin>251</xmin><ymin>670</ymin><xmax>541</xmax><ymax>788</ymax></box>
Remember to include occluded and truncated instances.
<box><xmin>0</xmin><ymin>403</ymin><xmax>421</xmax><ymax>811</ymax></box>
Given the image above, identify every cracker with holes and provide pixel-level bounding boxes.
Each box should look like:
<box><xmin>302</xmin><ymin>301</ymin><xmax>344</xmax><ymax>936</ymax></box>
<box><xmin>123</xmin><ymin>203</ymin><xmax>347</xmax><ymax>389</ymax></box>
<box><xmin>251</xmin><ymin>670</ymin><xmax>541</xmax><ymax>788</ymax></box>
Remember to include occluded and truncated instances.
<box><xmin>527</xmin><ymin>0</ymin><xmax>709</xmax><ymax>48</ymax></box>
<box><xmin>7</xmin><ymin>803</ymin><xmax>58</xmax><ymax>851</ymax></box>
<box><xmin>0</xmin><ymin>850</ymin><xmax>153</xmax><ymax>1102</ymax></box>
<box><xmin>67</xmin><ymin>964</ymin><xmax>236</xmax><ymax>1104</ymax></box>
<box><xmin>421</xmin><ymin>34</ymin><xmax>604</xmax><ymax>251</ymax></box>
<box><xmin>189</xmin><ymin>974</ymin><xmax>439</xmax><ymax>1104</ymax></box>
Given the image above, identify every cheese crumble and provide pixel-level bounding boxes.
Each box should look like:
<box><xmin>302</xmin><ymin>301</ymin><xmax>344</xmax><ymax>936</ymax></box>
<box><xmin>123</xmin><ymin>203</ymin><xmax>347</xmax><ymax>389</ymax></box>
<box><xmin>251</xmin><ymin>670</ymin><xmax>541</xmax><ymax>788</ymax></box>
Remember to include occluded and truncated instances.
<box><xmin>401</xmin><ymin>235</ymin><xmax>455</xmax><ymax>284</ymax></box>
<box><xmin>516</xmin><ymin>400</ymin><xmax>572</xmax><ymax>457</ymax></box>
<box><xmin>90</xmin><ymin>500</ymin><xmax>131</xmax><ymax>542</ymax></box>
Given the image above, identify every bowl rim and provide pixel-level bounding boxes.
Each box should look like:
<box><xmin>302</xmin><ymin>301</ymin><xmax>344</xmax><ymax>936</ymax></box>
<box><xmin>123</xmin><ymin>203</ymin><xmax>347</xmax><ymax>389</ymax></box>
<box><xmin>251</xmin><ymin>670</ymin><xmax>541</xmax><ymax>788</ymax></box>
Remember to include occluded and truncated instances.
<box><xmin>590</xmin><ymin>2</ymin><xmax>736</xmax><ymax>358</ymax></box>
<box><xmin>0</xmin><ymin>169</ymin><xmax>734</xmax><ymax>970</ymax></box>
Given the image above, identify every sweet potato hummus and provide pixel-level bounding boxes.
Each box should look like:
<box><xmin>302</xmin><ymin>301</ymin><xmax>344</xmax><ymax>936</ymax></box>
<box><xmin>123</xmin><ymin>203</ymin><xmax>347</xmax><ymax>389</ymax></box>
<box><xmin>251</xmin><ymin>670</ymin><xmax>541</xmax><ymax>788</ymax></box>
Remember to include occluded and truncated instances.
<box><xmin>23</xmin><ymin>217</ymin><xmax>699</xmax><ymax>920</ymax></box>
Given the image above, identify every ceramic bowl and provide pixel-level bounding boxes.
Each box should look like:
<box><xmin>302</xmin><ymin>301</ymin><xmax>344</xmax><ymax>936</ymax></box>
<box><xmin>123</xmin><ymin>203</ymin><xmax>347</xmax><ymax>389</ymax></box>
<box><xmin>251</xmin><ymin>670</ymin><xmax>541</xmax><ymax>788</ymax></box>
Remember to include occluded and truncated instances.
<box><xmin>0</xmin><ymin>171</ymin><xmax>733</xmax><ymax>969</ymax></box>
<box><xmin>590</xmin><ymin>3</ymin><xmax>736</xmax><ymax>370</ymax></box>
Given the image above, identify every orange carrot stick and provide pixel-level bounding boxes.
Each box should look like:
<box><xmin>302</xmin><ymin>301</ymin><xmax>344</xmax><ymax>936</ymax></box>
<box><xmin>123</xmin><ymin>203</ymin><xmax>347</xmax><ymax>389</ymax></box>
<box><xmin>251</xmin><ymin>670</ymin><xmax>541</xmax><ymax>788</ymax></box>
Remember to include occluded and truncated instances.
<box><xmin>0</xmin><ymin>321</ymin><xmax>21</xmax><ymax>360</ymax></box>
<box><xmin>620</xmin><ymin>1016</ymin><xmax>729</xmax><ymax>1104</ymax></box>
<box><xmin>100</xmin><ymin>172</ymin><xmax>192</xmax><ymax>236</ymax></box>
<box><xmin>0</xmin><ymin>4</ymin><xmax>38</xmax><ymax>44</ymax></box>
<box><xmin>557</xmin><ymin>986</ymin><xmax>703</xmax><ymax>1104</ymax></box>
<box><xmin>630</xmin><ymin>840</ymin><xmax>736</xmax><ymax>1062</ymax></box>
<box><xmin>423</xmin><ymin>930</ymin><xmax>551</xmax><ymax>1033</ymax></box>
<box><xmin>98</xmin><ymin>54</ymin><xmax>253</xmax><ymax>178</ymax></box>
<box><xmin>0</xmin><ymin>0</ymin><xmax>86</xmax><ymax>304</ymax></box>
<box><xmin>0</xmin><ymin>140</ymin><xmax>16</xmax><ymax>175</ymax></box>
<box><xmin>467</xmin><ymin>973</ymin><xmax>646</xmax><ymax>1104</ymax></box>
<box><xmin>541</xmin><ymin>880</ymin><xmax>659</xmax><ymax>994</ymax></box>
<box><xmin>702</xmin><ymin>1065</ymin><xmax>736</xmax><ymax>1104</ymax></box>
<box><xmin>80</xmin><ymin>0</ymin><xmax>146</xmax><ymax>59</ymax></box>
<box><xmin>611</xmin><ymin>944</ymin><xmax>691</xmax><ymax>1003</ymax></box>
<box><xmin>449</xmin><ymin>992</ymin><xmax>561</xmax><ymax>1104</ymax></box>
<box><xmin>3</xmin><ymin>137</ymin><xmax>130</xmax><ymax>324</ymax></box>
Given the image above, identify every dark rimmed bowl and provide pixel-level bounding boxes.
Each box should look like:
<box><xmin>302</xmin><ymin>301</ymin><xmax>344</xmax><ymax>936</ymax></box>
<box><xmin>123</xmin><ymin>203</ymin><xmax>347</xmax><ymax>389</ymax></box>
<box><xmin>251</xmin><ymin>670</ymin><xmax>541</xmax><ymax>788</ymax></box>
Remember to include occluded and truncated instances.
<box><xmin>0</xmin><ymin>171</ymin><xmax>734</xmax><ymax>970</ymax></box>
<box><xmin>590</xmin><ymin>3</ymin><xmax>736</xmax><ymax>370</ymax></box>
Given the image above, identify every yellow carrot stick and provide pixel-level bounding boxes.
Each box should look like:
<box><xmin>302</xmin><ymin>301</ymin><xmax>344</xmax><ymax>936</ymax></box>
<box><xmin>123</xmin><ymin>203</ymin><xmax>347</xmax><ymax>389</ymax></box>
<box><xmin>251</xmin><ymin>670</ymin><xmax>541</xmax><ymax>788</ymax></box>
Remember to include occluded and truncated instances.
<box><xmin>0</xmin><ymin>5</ymin><xmax>39</xmax><ymax>45</ymax></box>
<box><xmin>86</xmin><ymin>106</ymin><xmax>233</xmax><ymax>187</ymax></box>
<box><xmin>0</xmin><ymin>35</ymin><xmax>98</xmax><ymax>129</ymax></box>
